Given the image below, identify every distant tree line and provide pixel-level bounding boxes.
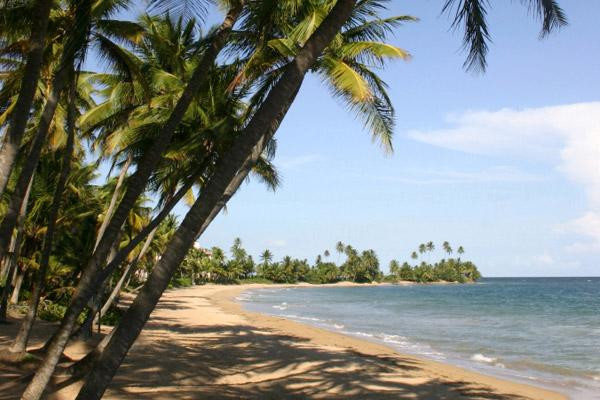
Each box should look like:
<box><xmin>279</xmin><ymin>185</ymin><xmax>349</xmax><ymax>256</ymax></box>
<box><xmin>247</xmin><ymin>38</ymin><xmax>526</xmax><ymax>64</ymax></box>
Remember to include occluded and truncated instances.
<box><xmin>173</xmin><ymin>239</ymin><xmax>481</xmax><ymax>286</ymax></box>
<box><xmin>388</xmin><ymin>241</ymin><xmax>481</xmax><ymax>283</ymax></box>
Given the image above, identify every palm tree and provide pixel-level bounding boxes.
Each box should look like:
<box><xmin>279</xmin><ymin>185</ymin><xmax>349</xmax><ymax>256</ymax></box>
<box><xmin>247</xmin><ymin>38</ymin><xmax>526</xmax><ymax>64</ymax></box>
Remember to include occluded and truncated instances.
<box><xmin>0</xmin><ymin>0</ymin><xmax>99</xmax><ymax>266</ymax></box>
<box><xmin>10</xmin><ymin>0</ymin><xmax>566</xmax><ymax>396</ymax></box>
<box><xmin>418</xmin><ymin>243</ymin><xmax>426</xmax><ymax>255</ymax></box>
<box><xmin>9</xmin><ymin>72</ymin><xmax>79</xmax><ymax>355</ymax></box>
<box><xmin>335</xmin><ymin>241</ymin><xmax>344</xmax><ymax>264</ymax></box>
<box><xmin>442</xmin><ymin>241</ymin><xmax>452</xmax><ymax>256</ymax></box>
<box><xmin>389</xmin><ymin>259</ymin><xmax>400</xmax><ymax>277</ymax></box>
<box><xmin>23</xmin><ymin>5</ymin><xmax>248</xmax><ymax>395</ymax></box>
<box><xmin>457</xmin><ymin>245</ymin><xmax>465</xmax><ymax>264</ymax></box>
<box><xmin>410</xmin><ymin>251</ymin><xmax>418</xmax><ymax>261</ymax></box>
<box><xmin>426</xmin><ymin>241</ymin><xmax>435</xmax><ymax>253</ymax></box>
<box><xmin>74</xmin><ymin>2</ymin><xmax>360</xmax><ymax>397</ymax></box>
<box><xmin>260</xmin><ymin>249</ymin><xmax>273</xmax><ymax>265</ymax></box>
<box><xmin>0</xmin><ymin>174</ymin><xmax>34</xmax><ymax>321</ymax></box>
<box><xmin>0</xmin><ymin>0</ymin><xmax>53</xmax><ymax>196</ymax></box>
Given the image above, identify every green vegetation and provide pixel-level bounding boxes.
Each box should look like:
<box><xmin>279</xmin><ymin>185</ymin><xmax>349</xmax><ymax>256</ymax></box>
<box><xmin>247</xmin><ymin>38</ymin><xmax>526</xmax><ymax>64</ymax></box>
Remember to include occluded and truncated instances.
<box><xmin>173</xmin><ymin>238</ymin><xmax>479</xmax><ymax>286</ymax></box>
<box><xmin>388</xmin><ymin>241</ymin><xmax>480</xmax><ymax>283</ymax></box>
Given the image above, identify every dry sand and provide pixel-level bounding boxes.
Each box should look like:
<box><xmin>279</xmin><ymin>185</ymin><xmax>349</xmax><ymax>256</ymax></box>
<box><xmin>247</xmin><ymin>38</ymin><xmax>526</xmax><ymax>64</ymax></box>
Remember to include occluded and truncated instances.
<box><xmin>0</xmin><ymin>283</ymin><xmax>567</xmax><ymax>399</ymax></box>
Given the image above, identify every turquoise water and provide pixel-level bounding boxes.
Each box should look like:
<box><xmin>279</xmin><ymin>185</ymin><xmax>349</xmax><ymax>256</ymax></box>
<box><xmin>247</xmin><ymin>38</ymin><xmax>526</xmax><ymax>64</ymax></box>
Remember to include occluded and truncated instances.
<box><xmin>240</xmin><ymin>278</ymin><xmax>600</xmax><ymax>399</ymax></box>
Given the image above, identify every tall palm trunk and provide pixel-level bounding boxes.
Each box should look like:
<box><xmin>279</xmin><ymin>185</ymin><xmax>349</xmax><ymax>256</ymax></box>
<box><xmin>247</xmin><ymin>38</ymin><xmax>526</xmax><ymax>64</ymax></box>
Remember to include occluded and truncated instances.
<box><xmin>9</xmin><ymin>83</ymin><xmax>77</xmax><ymax>355</ymax></box>
<box><xmin>75</xmin><ymin>2</ymin><xmax>356</xmax><ymax>398</ymax></box>
<box><xmin>0</xmin><ymin>64</ymin><xmax>70</xmax><ymax>263</ymax></box>
<box><xmin>22</xmin><ymin>7</ymin><xmax>243</xmax><ymax>396</ymax></box>
<box><xmin>94</xmin><ymin>155</ymin><xmax>132</xmax><ymax>252</ymax></box>
<box><xmin>9</xmin><ymin>265</ymin><xmax>25</xmax><ymax>304</ymax></box>
<box><xmin>76</xmin><ymin>235</ymin><xmax>122</xmax><ymax>340</ymax></box>
<box><xmin>0</xmin><ymin>0</ymin><xmax>53</xmax><ymax>196</ymax></box>
<box><xmin>99</xmin><ymin>227</ymin><xmax>158</xmax><ymax>322</ymax></box>
<box><xmin>0</xmin><ymin>174</ymin><xmax>34</xmax><ymax>321</ymax></box>
<box><xmin>68</xmin><ymin>227</ymin><xmax>158</xmax><ymax>376</ymax></box>
<box><xmin>46</xmin><ymin>173</ymin><xmax>195</xmax><ymax>347</ymax></box>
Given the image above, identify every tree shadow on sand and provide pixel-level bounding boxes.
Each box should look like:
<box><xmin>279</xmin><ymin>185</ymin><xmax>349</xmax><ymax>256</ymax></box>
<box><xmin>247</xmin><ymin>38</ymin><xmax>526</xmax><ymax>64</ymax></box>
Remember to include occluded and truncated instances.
<box><xmin>1</xmin><ymin>292</ymin><xmax>533</xmax><ymax>400</ymax></box>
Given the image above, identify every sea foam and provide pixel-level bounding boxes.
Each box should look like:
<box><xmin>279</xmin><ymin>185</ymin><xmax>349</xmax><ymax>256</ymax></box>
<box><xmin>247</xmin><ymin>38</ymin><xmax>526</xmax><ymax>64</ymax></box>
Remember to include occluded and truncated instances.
<box><xmin>471</xmin><ymin>353</ymin><xmax>497</xmax><ymax>363</ymax></box>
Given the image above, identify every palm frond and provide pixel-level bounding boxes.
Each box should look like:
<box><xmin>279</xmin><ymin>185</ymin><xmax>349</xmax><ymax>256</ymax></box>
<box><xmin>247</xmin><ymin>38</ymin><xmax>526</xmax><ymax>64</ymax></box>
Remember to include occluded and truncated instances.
<box><xmin>442</xmin><ymin>0</ymin><xmax>490</xmax><ymax>72</ymax></box>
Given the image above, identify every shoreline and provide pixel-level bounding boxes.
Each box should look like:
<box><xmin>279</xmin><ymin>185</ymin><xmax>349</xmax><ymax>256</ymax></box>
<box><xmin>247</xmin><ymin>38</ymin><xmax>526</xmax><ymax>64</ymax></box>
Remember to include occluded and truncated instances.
<box><xmin>209</xmin><ymin>283</ymin><xmax>567</xmax><ymax>399</ymax></box>
<box><xmin>0</xmin><ymin>282</ymin><xmax>569</xmax><ymax>399</ymax></box>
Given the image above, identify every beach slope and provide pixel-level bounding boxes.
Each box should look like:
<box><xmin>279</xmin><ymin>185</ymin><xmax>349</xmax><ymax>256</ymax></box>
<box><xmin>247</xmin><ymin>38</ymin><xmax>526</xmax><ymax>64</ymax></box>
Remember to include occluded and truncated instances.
<box><xmin>0</xmin><ymin>284</ymin><xmax>566</xmax><ymax>399</ymax></box>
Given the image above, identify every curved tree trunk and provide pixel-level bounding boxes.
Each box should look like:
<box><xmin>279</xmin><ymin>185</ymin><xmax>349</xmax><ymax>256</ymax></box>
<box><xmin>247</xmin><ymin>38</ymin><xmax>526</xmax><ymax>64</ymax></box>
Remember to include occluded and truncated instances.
<box><xmin>94</xmin><ymin>155</ymin><xmax>132</xmax><ymax>252</ymax></box>
<box><xmin>75</xmin><ymin>236</ymin><xmax>122</xmax><ymax>340</ymax></box>
<box><xmin>0</xmin><ymin>64</ymin><xmax>70</xmax><ymax>264</ymax></box>
<box><xmin>0</xmin><ymin>174</ymin><xmax>34</xmax><ymax>321</ymax></box>
<box><xmin>9</xmin><ymin>80</ymin><xmax>77</xmax><ymax>355</ymax></box>
<box><xmin>22</xmin><ymin>5</ymin><xmax>245</xmax><ymax>396</ymax></box>
<box><xmin>9</xmin><ymin>265</ymin><xmax>25</xmax><ymax>304</ymax></box>
<box><xmin>75</xmin><ymin>2</ymin><xmax>356</xmax><ymax>398</ymax></box>
<box><xmin>68</xmin><ymin>228</ymin><xmax>157</xmax><ymax>376</ymax></box>
<box><xmin>0</xmin><ymin>0</ymin><xmax>53</xmax><ymax>196</ymax></box>
<box><xmin>98</xmin><ymin>227</ymin><xmax>158</xmax><ymax>322</ymax></box>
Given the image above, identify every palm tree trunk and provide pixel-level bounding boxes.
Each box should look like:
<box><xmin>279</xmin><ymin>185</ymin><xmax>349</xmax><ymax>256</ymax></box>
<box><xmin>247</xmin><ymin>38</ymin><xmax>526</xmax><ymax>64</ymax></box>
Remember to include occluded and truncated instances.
<box><xmin>99</xmin><ymin>227</ymin><xmax>157</xmax><ymax>320</ymax></box>
<box><xmin>75</xmin><ymin>2</ymin><xmax>356</xmax><ymax>398</ymax></box>
<box><xmin>9</xmin><ymin>265</ymin><xmax>24</xmax><ymax>304</ymax></box>
<box><xmin>94</xmin><ymin>155</ymin><xmax>132</xmax><ymax>252</ymax></box>
<box><xmin>0</xmin><ymin>0</ymin><xmax>53</xmax><ymax>196</ymax></box>
<box><xmin>0</xmin><ymin>64</ymin><xmax>70</xmax><ymax>264</ymax></box>
<box><xmin>0</xmin><ymin>174</ymin><xmax>34</xmax><ymax>321</ymax></box>
<box><xmin>69</xmin><ymin>323</ymin><xmax>116</xmax><ymax>378</ymax></box>
<box><xmin>69</xmin><ymin>228</ymin><xmax>156</xmax><ymax>374</ymax></box>
<box><xmin>22</xmin><ymin>5</ymin><xmax>246</xmax><ymax>397</ymax></box>
<box><xmin>9</xmin><ymin>83</ymin><xmax>77</xmax><ymax>355</ymax></box>
<box><xmin>75</xmin><ymin>235</ymin><xmax>122</xmax><ymax>340</ymax></box>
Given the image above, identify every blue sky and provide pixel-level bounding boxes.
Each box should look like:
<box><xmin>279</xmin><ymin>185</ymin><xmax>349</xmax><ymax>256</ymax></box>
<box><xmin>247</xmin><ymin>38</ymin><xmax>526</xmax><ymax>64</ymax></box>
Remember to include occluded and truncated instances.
<box><xmin>119</xmin><ymin>1</ymin><xmax>600</xmax><ymax>277</ymax></box>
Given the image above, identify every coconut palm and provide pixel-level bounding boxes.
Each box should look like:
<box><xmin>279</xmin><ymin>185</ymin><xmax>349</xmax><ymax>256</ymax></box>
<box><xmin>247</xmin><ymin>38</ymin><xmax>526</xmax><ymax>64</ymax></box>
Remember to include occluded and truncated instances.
<box><xmin>442</xmin><ymin>241</ymin><xmax>452</xmax><ymax>256</ymax></box>
<box><xmin>0</xmin><ymin>0</ymin><xmax>53</xmax><ymax>196</ymax></box>
<box><xmin>75</xmin><ymin>3</ymin><xmax>360</xmax><ymax>397</ymax></box>
<box><xmin>9</xmin><ymin>72</ymin><xmax>80</xmax><ymax>354</ymax></box>
<box><xmin>23</xmin><ymin>6</ymin><xmax>249</xmax><ymax>394</ymax></box>
<box><xmin>389</xmin><ymin>259</ymin><xmax>400</xmax><ymax>277</ymax></box>
<box><xmin>426</xmin><ymin>241</ymin><xmax>434</xmax><ymax>253</ymax></box>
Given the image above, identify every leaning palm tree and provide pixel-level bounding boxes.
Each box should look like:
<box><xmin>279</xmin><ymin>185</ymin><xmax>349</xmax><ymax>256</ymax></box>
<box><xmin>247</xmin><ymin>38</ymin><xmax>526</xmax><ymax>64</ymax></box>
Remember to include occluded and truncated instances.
<box><xmin>0</xmin><ymin>0</ymin><xmax>53</xmax><ymax>196</ymax></box>
<box><xmin>75</xmin><ymin>2</ymin><xmax>362</xmax><ymax>397</ymax></box>
<box><xmin>24</xmin><ymin>0</ymin><xmax>567</xmax><ymax>397</ymax></box>
<box><xmin>8</xmin><ymin>70</ymin><xmax>81</xmax><ymax>355</ymax></box>
<box><xmin>22</xmin><ymin>4</ymin><xmax>248</xmax><ymax>398</ymax></box>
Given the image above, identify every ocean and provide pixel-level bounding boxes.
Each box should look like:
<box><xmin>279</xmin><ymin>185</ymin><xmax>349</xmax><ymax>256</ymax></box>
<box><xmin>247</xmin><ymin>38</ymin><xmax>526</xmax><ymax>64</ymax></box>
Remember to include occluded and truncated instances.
<box><xmin>239</xmin><ymin>277</ymin><xmax>600</xmax><ymax>399</ymax></box>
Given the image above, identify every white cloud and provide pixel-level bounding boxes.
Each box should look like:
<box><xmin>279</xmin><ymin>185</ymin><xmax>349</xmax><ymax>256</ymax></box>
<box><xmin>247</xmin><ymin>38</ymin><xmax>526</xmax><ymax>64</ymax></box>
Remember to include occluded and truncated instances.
<box><xmin>560</xmin><ymin>212</ymin><xmax>600</xmax><ymax>253</ymax></box>
<box><xmin>379</xmin><ymin>165</ymin><xmax>545</xmax><ymax>185</ymax></box>
<box><xmin>408</xmin><ymin>102</ymin><xmax>600</xmax><ymax>249</ymax></box>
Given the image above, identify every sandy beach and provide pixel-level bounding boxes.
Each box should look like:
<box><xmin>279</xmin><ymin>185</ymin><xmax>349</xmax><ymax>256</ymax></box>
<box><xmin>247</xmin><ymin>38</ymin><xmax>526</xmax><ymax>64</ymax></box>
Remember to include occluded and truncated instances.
<box><xmin>0</xmin><ymin>283</ymin><xmax>567</xmax><ymax>399</ymax></box>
